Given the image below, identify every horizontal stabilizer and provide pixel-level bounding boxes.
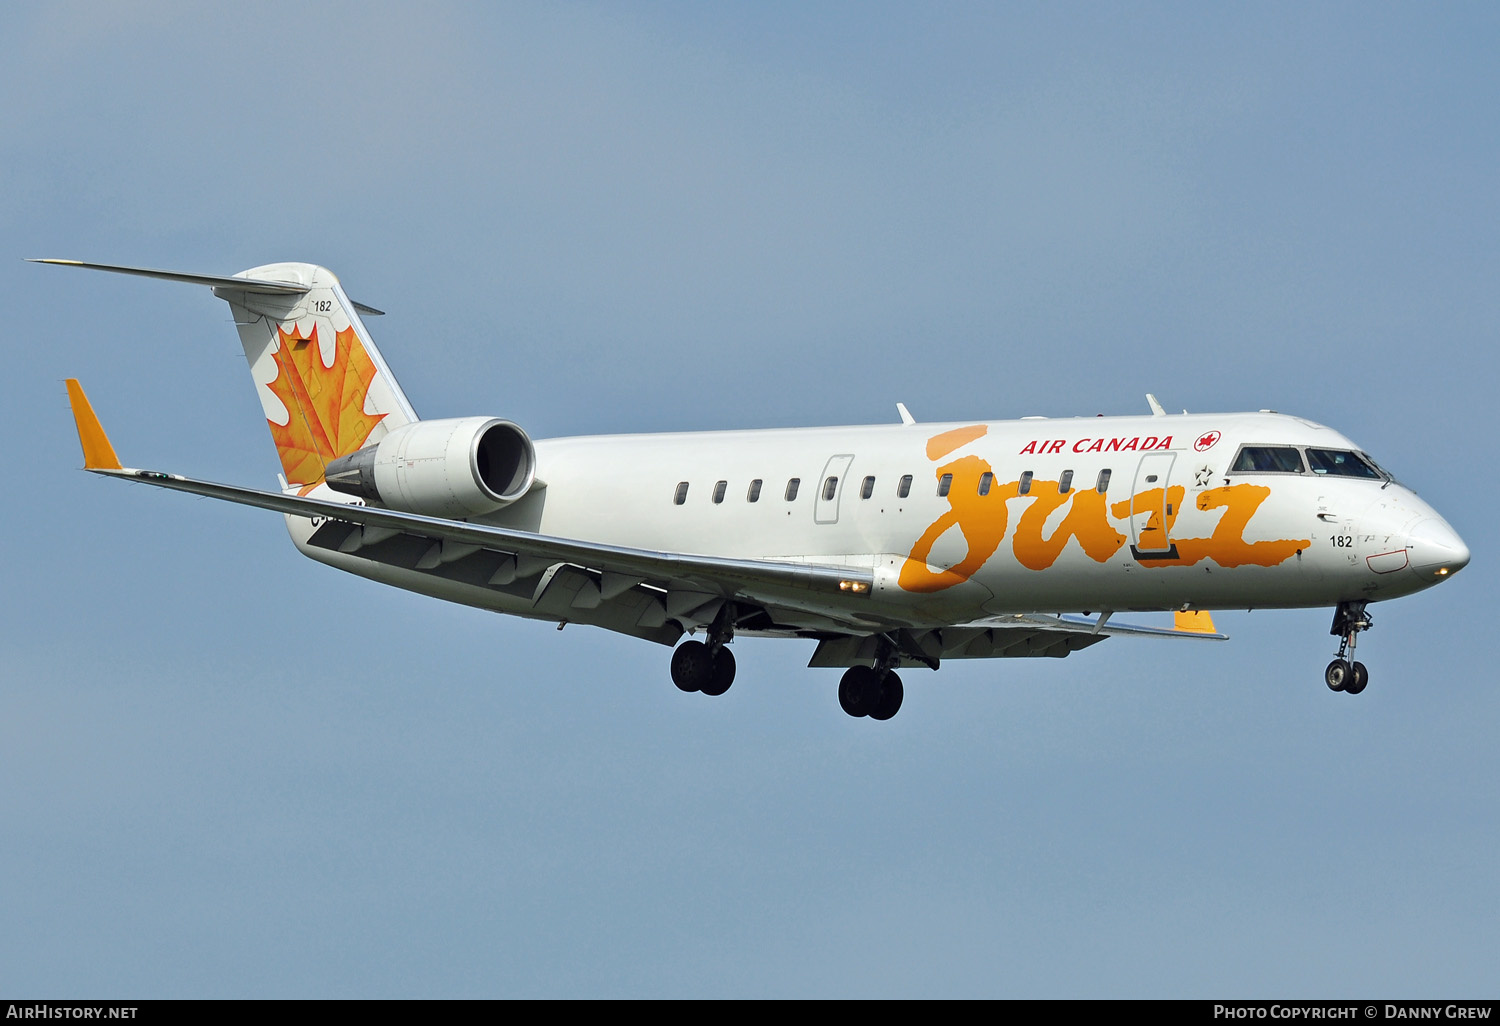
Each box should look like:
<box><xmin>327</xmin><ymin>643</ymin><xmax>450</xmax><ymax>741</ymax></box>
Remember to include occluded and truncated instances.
<box><xmin>29</xmin><ymin>258</ymin><xmax>308</xmax><ymax>295</ymax></box>
<box><xmin>28</xmin><ymin>259</ymin><xmax>383</xmax><ymax>314</ymax></box>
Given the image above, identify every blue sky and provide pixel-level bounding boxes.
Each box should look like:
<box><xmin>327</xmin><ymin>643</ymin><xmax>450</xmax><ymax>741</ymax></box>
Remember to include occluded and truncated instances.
<box><xmin>2</xmin><ymin>2</ymin><xmax>1495</xmax><ymax>997</ymax></box>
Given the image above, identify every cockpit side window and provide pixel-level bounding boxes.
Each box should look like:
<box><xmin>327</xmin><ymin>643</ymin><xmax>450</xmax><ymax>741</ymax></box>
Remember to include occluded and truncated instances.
<box><xmin>1305</xmin><ymin>448</ymin><xmax>1382</xmax><ymax>479</ymax></box>
<box><xmin>1359</xmin><ymin>452</ymin><xmax>1400</xmax><ymax>485</ymax></box>
<box><xmin>1230</xmin><ymin>446</ymin><xmax>1305</xmax><ymax>474</ymax></box>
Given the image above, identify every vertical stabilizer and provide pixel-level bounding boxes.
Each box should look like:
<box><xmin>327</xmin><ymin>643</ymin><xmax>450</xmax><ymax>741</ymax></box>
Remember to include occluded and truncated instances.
<box><xmin>217</xmin><ymin>263</ymin><xmax>418</xmax><ymax>491</ymax></box>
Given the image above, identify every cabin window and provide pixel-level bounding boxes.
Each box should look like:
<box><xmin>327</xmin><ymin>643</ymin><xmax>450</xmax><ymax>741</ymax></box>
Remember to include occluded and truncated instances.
<box><xmin>747</xmin><ymin>479</ymin><xmax>762</xmax><ymax>502</ymax></box>
<box><xmin>1305</xmin><ymin>448</ymin><xmax>1382</xmax><ymax>479</ymax></box>
<box><xmin>1096</xmin><ymin>469</ymin><xmax>1111</xmax><ymax>493</ymax></box>
<box><xmin>1059</xmin><ymin>470</ymin><xmax>1073</xmax><ymax>494</ymax></box>
<box><xmin>1231</xmin><ymin>446</ymin><xmax>1305</xmax><ymax>474</ymax></box>
<box><xmin>978</xmin><ymin>471</ymin><xmax>993</xmax><ymax>496</ymax></box>
<box><xmin>674</xmin><ymin>481</ymin><xmax>689</xmax><ymax>505</ymax></box>
<box><xmin>937</xmin><ymin>473</ymin><xmax>953</xmax><ymax>497</ymax></box>
<box><xmin>898</xmin><ymin>474</ymin><xmax>912</xmax><ymax>498</ymax></box>
<box><xmin>861</xmin><ymin>475</ymin><xmax>875</xmax><ymax>500</ymax></box>
<box><xmin>713</xmin><ymin>480</ymin><xmax>727</xmax><ymax>504</ymax></box>
<box><xmin>822</xmin><ymin>476</ymin><xmax>839</xmax><ymax>501</ymax></box>
<box><xmin>1019</xmin><ymin>471</ymin><xmax>1033</xmax><ymax>495</ymax></box>
<box><xmin>785</xmin><ymin>478</ymin><xmax>801</xmax><ymax>501</ymax></box>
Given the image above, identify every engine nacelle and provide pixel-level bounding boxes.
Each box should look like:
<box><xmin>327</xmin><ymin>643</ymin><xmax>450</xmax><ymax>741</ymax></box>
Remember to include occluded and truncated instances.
<box><xmin>324</xmin><ymin>417</ymin><xmax>536</xmax><ymax>519</ymax></box>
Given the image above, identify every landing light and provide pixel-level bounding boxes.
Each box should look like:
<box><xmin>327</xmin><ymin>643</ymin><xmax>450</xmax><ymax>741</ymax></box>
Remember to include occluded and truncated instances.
<box><xmin>1436</xmin><ymin>568</ymin><xmax>1450</xmax><ymax>577</ymax></box>
<box><xmin>839</xmin><ymin>580</ymin><xmax>870</xmax><ymax>593</ymax></box>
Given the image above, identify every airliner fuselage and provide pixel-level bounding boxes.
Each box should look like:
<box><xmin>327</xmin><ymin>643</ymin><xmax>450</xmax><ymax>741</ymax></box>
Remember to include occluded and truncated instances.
<box><xmin>292</xmin><ymin>411</ymin><xmax>1465</xmax><ymax>628</ymax></box>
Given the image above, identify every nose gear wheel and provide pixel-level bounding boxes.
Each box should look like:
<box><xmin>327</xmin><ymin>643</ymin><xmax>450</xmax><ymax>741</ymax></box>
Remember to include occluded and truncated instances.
<box><xmin>1326</xmin><ymin>602</ymin><xmax>1373</xmax><ymax>696</ymax></box>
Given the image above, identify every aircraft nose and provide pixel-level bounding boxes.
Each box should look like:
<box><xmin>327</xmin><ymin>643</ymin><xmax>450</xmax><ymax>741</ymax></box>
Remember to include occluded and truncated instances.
<box><xmin>1407</xmin><ymin>516</ymin><xmax>1470</xmax><ymax>582</ymax></box>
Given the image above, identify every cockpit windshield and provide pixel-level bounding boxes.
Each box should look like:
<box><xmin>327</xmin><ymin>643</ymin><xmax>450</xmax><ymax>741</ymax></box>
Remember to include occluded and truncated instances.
<box><xmin>1229</xmin><ymin>444</ymin><xmax>1392</xmax><ymax>483</ymax></box>
<box><xmin>1305</xmin><ymin>448</ymin><xmax>1383</xmax><ymax>479</ymax></box>
<box><xmin>1230</xmin><ymin>446</ymin><xmax>1305</xmax><ymax>473</ymax></box>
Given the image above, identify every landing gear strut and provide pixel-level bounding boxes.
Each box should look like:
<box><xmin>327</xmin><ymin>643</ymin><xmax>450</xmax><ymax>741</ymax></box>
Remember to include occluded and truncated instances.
<box><xmin>1325</xmin><ymin>601</ymin><xmax>1371</xmax><ymax>695</ymax></box>
<box><xmin>838</xmin><ymin>635</ymin><xmax>905</xmax><ymax>720</ymax></box>
<box><xmin>669</xmin><ymin>604</ymin><xmax>737</xmax><ymax>696</ymax></box>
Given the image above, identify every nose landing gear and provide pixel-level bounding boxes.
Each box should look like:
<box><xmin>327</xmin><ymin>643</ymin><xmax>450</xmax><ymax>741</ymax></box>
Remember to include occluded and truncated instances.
<box><xmin>1325</xmin><ymin>601</ymin><xmax>1371</xmax><ymax>695</ymax></box>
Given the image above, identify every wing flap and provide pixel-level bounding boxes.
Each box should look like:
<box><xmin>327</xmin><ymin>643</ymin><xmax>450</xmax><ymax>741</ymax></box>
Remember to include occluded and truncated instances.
<box><xmin>91</xmin><ymin>464</ymin><xmax>877</xmax><ymax>620</ymax></box>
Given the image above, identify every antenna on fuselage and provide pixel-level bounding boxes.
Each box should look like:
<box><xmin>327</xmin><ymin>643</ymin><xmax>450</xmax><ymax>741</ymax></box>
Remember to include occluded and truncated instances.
<box><xmin>896</xmin><ymin>403</ymin><xmax>916</xmax><ymax>425</ymax></box>
<box><xmin>1145</xmin><ymin>394</ymin><xmax>1167</xmax><ymax>417</ymax></box>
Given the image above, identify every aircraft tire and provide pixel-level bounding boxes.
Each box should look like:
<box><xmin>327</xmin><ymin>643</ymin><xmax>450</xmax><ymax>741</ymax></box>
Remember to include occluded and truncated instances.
<box><xmin>1325</xmin><ymin>658</ymin><xmax>1350</xmax><ymax>692</ymax></box>
<box><xmin>672</xmin><ymin>640</ymin><xmax>713</xmax><ymax>693</ymax></box>
<box><xmin>869</xmin><ymin>671</ymin><xmax>904</xmax><ymax>721</ymax></box>
<box><xmin>1345</xmin><ymin>661</ymin><xmax>1369</xmax><ymax>695</ymax></box>
<box><xmin>701</xmin><ymin>648</ymin><xmax>736</xmax><ymax>696</ymax></box>
<box><xmin>838</xmin><ymin>666</ymin><xmax>880</xmax><ymax>717</ymax></box>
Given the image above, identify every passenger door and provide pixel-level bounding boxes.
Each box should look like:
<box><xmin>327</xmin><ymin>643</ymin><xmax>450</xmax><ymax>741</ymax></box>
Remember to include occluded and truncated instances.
<box><xmin>1129</xmin><ymin>452</ymin><xmax>1179</xmax><ymax>559</ymax></box>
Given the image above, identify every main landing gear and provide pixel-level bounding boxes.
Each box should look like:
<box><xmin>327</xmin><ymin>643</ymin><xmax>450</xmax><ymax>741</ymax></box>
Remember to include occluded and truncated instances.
<box><xmin>838</xmin><ymin>666</ymin><xmax>904</xmax><ymax>720</ymax></box>
<box><xmin>837</xmin><ymin>635</ymin><xmax>906</xmax><ymax>721</ymax></box>
<box><xmin>1325</xmin><ymin>600</ymin><xmax>1372</xmax><ymax>695</ymax></box>
<box><xmin>669</xmin><ymin>605</ymin><xmax>737</xmax><ymax>697</ymax></box>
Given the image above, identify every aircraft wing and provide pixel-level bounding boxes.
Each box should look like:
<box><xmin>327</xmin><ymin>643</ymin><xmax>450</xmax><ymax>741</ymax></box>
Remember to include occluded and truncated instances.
<box><xmin>806</xmin><ymin>610</ymin><xmax>1224</xmax><ymax>669</ymax></box>
<box><xmin>87</xmin><ymin>457</ymin><xmax>1227</xmax><ymax>661</ymax></box>
<box><xmin>66</xmin><ymin>379</ymin><xmax>1224</xmax><ymax>662</ymax></box>
<box><xmin>66</xmin><ymin>379</ymin><xmax>877</xmax><ymax>643</ymax></box>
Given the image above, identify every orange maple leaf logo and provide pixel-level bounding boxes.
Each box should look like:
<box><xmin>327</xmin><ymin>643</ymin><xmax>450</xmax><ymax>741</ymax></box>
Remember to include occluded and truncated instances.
<box><xmin>266</xmin><ymin>323</ymin><xmax>385</xmax><ymax>488</ymax></box>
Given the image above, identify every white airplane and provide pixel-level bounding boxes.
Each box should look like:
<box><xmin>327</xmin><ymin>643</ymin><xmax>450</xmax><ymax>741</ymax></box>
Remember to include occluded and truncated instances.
<box><xmin>44</xmin><ymin>259</ymin><xmax>1470</xmax><ymax>721</ymax></box>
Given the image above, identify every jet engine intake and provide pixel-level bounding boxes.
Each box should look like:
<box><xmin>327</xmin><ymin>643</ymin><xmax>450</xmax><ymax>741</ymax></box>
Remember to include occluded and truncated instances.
<box><xmin>325</xmin><ymin>417</ymin><xmax>535</xmax><ymax>518</ymax></box>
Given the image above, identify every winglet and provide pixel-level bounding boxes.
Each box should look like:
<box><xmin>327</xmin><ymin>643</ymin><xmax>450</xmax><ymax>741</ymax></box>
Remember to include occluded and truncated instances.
<box><xmin>65</xmin><ymin>379</ymin><xmax>123</xmax><ymax>471</ymax></box>
<box><xmin>1174</xmin><ymin>609</ymin><xmax>1217</xmax><ymax>634</ymax></box>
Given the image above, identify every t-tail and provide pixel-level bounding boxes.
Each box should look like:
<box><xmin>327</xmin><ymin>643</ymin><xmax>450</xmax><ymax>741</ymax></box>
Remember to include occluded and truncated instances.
<box><xmin>31</xmin><ymin>259</ymin><xmax>419</xmax><ymax>492</ymax></box>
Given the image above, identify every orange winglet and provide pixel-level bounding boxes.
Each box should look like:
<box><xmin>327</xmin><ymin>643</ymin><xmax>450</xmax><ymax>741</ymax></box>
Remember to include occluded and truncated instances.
<box><xmin>1174</xmin><ymin>609</ymin><xmax>1218</xmax><ymax>634</ymax></box>
<box><xmin>65</xmin><ymin>379</ymin><xmax>123</xmax><ymax>471</ymax></box>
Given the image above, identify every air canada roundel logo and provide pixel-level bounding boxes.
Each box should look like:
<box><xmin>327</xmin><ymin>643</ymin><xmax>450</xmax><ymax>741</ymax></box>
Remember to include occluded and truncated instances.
<box><xmin>1194</xmin><ymin>430</ymin><xmax>1221</xmax><ymax>452</ymax></box>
